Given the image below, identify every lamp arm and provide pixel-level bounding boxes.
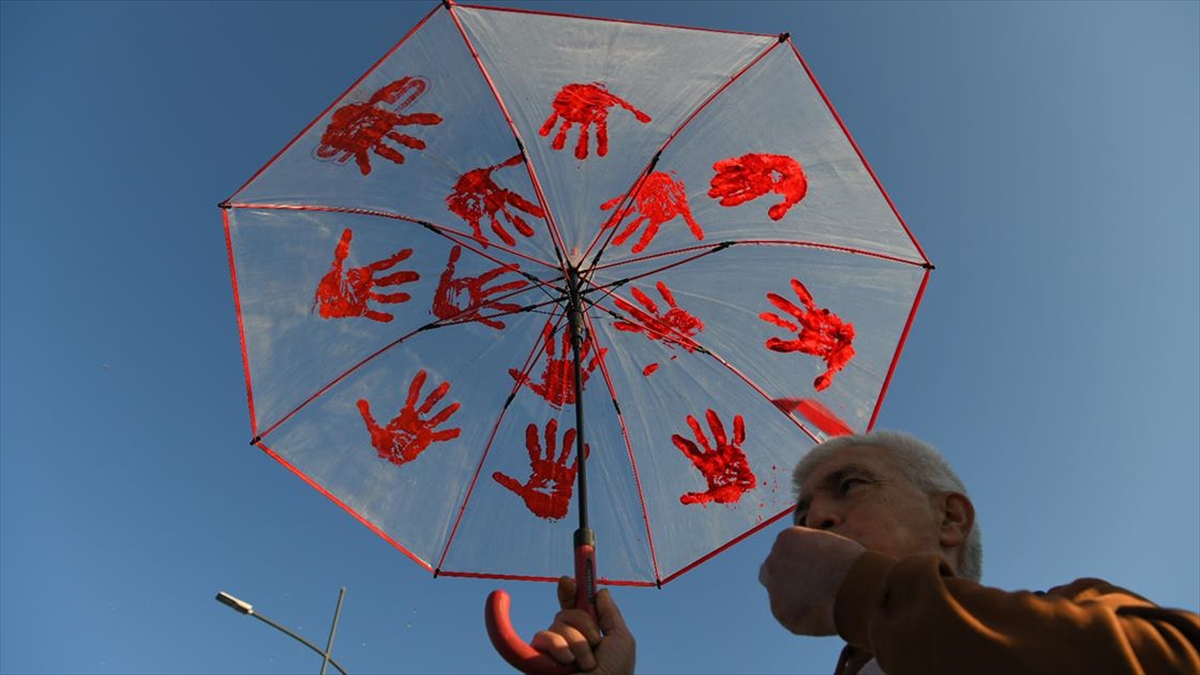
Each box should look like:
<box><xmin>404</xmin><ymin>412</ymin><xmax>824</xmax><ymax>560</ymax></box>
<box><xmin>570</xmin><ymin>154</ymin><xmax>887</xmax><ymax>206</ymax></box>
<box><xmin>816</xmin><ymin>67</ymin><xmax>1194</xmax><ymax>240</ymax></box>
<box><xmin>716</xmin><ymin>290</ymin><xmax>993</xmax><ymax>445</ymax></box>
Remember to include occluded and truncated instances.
<box><xmin>249</xmin><ymin>611</ymin><xmax>350</xmax><ymax>675</ymax></box>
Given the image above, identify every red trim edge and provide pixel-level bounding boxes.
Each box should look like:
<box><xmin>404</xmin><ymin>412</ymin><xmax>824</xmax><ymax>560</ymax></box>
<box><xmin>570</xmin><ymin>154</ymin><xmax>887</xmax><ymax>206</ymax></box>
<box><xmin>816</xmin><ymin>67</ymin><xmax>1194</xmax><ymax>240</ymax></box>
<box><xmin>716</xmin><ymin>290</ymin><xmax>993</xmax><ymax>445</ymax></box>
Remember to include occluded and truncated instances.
<box><xmin>223</xmin><ymin>208</ymin><xmax>258</xmax><ymax>438</ymax></box>
<box><xmin>786</xmin><ymin>40</ymin><xmax>932</xmax><ymax>268</ymax></box>
<box><xmin>256</xmin><ymin>442</ymin><xmax>435</xmax><ymax>573</ymax></box>
<box><xmin>867</xmin><ymin>266</ymin><xmax>931</xmax><ymax>430</ymax></box>
<box><xmin>659</xmin><ymin>505</ymin><xmax>794</xmax><ymax>586</ymax></box>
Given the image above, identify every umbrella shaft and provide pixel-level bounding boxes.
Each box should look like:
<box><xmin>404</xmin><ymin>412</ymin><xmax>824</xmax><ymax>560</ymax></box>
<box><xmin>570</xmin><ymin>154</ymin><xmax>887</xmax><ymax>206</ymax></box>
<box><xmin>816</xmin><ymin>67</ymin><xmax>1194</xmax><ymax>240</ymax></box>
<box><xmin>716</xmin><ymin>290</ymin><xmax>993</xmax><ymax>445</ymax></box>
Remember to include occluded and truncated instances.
<box><xmin>567</xmin><ymin>268</ymin><xmax>589</xmax><ymax>533</ymax></box>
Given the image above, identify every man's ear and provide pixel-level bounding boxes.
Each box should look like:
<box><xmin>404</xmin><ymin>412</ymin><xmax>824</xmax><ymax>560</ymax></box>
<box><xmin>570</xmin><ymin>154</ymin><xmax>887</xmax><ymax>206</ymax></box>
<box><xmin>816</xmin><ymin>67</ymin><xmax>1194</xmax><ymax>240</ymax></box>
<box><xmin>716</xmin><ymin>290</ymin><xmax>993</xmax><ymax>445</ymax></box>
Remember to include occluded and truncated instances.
<box><xmin>938</xmin><ymin>492</ymin><xmax>975</xmax><ymax>550</ymax></box>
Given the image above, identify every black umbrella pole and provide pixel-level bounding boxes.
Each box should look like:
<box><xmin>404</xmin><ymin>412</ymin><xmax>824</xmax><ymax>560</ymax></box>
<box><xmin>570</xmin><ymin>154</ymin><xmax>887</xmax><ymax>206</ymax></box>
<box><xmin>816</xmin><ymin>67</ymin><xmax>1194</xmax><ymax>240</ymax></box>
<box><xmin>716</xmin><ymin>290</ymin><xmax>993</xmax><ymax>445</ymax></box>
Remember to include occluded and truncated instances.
<box><xmin>567</xmin><ymin>268</ymin><xmax>597</xmax><ymax>619</ymax></box>
<box><xmin>480</xmin><ymin>272</ymin><xmax>596</xmax><ymax>675</ymax></box>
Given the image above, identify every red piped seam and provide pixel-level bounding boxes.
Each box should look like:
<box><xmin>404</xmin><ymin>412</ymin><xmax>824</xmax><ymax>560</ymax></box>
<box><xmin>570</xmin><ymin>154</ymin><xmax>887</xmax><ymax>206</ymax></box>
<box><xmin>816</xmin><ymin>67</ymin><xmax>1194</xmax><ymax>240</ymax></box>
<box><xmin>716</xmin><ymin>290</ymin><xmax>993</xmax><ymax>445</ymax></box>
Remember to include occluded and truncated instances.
<box><xmin>587</xmin><ymin>249</ymin><xmax>723</xmax><ymax>312</ymax></box>
<box><xmin>435</xmin><ymin>308</ymin><xmax>568</xmax><ymax>572</ymax></box>
<box><xmin>256</xmin><ymin>442</ymin><xmax>434</xmax><ymax>573</ymax></box>
<box><xmin>786</xmin><ymin>40</ymin><xmax>932</xmax><ymax>268</ymax></box>
<box><xmin>867</xmin><ymin>266</ymin><xmax>930</xmax><ymax>430</ymax></box>
<box><xmin>224</xmin><ymin>3</ymin><xmax>443</xmax><ymax>204</ymax></box>
<box><xmin>659</xmin><ymin>505</ymin><xmax>793</xmax><ymax>585</ymax></box>
<box><xmin>225</xmin><ymin>202</ymin><xmax>560</xmax><ymax>272</ymax></box>
<box><xmin>584</xmin><ymin>270</ymin><xmax>826</xmax><ymax>444</ymax></box>
<box><xmin>453</xmin><ymin>2</ymin><xmax>775</xmax><ymax>39</ymax></box>
<box><xmin>444</xmin><ymin>4</ymin><xmax>570</xmax><ymax>265</ymax></box>
<box><xmin>436</xmin><ymin>569</ymin><xmax>657</xmax><ymax>587</ymax></box>
<box><xmin>581</xmin><ymin>305</ymin><xmax>664</xmax><ymax>585</ymax></box>
<box><xmin>581</xmin><ymin>37</ymin><xmax>784</xmax><ymax>263</ymax></box>
<box><xmin>223</xmin><ymin>208</ymin><xmax>258</xmax><ymax>438</ymax></box>
<box><xmin>260</xmin><ymin>278</ymin><xmax>554</xmax><ymax>441</ymax></box>
<box><xmin>256</xmin><ymin>325</ymin><xmax>424</xmax><ymax>441</ymax></box>
<box><xmin>694</xmin><ymin>348</ymin><xmax>822</xmax><ymax>445</ymax></box>
<box><xmin>593</xmin><ymin>239</ymin><xmax>928</xmax><ymax>274</ymax></box>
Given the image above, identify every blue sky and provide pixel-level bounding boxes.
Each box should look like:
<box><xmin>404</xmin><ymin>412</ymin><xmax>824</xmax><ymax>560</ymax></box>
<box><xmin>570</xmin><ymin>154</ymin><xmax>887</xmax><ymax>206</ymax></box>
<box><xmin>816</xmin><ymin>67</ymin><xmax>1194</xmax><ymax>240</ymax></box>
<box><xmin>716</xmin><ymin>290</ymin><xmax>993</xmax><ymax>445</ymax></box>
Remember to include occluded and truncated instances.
<box><xmin>1</xmin><ymin>2</ymin><xmax>1196</xmax><ymax>674</ymax></box>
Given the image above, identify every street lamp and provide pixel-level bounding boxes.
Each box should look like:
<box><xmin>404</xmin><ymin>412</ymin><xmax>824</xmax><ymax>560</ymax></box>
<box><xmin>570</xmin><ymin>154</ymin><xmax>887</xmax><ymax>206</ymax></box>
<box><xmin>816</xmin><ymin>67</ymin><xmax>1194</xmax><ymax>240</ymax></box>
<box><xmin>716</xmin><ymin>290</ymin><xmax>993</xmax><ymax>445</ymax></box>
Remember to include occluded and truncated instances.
<box><xmin>215</xmin><ymin>588</ymin><xmax>349</xmax><ymax>675</ymax></box>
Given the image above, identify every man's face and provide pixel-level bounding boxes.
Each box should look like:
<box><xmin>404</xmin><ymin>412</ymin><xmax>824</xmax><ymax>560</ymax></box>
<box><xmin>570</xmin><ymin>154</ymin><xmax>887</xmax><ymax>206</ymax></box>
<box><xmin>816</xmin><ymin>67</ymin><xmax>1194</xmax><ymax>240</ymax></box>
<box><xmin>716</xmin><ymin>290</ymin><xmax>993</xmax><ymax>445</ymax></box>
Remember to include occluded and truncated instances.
<box><xmin>793</xmin><ymin>444</ymin><xmax>942</xmax><ymax>560</ymax></box>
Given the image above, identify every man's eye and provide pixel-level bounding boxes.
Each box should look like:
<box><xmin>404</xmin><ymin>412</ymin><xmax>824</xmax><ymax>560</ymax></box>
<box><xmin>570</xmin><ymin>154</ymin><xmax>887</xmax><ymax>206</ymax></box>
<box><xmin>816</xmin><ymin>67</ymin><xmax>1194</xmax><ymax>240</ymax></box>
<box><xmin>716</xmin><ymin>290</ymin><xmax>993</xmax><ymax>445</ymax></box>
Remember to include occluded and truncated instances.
<box><xmin>839</xmin><ymin>478</ymin><xmax>867</xmax><ymax>495</ymax></box>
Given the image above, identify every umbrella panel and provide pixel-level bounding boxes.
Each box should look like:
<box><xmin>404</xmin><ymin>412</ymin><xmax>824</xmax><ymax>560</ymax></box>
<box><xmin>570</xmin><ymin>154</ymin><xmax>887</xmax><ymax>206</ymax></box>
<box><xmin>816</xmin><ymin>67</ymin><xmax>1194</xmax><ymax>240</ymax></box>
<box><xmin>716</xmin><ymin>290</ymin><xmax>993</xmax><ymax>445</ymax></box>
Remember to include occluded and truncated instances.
<box><xmin>589</xmin><ymin>39</ymin><xmax>924</xmax><ymax>267</ymax></box>
<box><xmin>454</xmin><ymin>5</ymin><xmax>778</xmax><ymax>251</ymax></box>
<box><xmin>230</xmin><ymin>7</ymin><xmax>565</xmax><ymax>266</ymax></box>
<box><xmin>226</xmin><ymin>207</ymin><xmax>558</xmax><ymax>437</ymax></box>
<box><xmin>588</xmin><ymin>245</ymin><xmax>926</xmax><ymax>437</ymax></box>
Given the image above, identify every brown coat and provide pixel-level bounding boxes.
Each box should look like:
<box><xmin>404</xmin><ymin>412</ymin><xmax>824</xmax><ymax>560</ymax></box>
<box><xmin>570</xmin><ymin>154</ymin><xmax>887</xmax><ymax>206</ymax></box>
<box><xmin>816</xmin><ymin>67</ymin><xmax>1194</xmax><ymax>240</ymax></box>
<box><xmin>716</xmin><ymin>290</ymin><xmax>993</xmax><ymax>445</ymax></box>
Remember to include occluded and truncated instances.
<box><xmin>833</xmin><ymin>552</ymin><xmax>1200</xmax><ymax>675</ymax></box>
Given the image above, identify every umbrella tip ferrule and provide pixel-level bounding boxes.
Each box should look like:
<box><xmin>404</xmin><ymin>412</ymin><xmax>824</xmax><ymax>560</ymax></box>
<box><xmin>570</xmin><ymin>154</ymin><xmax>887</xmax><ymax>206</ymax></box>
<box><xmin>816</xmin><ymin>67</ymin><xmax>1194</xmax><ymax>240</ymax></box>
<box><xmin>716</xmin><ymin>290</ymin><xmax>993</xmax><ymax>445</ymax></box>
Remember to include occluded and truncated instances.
<box><xmin>218</xmin><ymin>201</ymin><xmax>231</xmax><ymax>210</ymax></box>
<box><xmin>249</xmin><ymin>436</ymin><xmax>262</xmax><ymax>445</ymax></box>
<box><xmin>778</xmin><ymin>32</ymin><xmax>790</xmax><ymax>43</ymax></box>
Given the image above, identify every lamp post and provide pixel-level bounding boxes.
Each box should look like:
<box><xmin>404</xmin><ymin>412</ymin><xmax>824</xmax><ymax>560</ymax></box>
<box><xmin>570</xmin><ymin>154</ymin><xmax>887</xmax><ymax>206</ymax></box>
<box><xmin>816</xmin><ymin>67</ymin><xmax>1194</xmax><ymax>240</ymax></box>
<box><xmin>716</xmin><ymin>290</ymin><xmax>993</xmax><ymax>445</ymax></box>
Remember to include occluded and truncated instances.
<box><xmin>215</xmin><ymin>588</ymin><xmax>349</xmax><ymax>675</ymax></box>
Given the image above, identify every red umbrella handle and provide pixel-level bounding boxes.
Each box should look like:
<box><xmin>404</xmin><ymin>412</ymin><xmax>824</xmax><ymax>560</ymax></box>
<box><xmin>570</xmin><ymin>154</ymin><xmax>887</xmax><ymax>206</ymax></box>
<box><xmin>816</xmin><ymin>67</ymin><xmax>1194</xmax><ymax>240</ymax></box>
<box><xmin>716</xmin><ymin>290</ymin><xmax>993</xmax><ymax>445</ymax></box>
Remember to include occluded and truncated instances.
<box><xmin>485</xmin><ymin>541</ymin><xmax>596</xmax><ymax>674</ymax></box>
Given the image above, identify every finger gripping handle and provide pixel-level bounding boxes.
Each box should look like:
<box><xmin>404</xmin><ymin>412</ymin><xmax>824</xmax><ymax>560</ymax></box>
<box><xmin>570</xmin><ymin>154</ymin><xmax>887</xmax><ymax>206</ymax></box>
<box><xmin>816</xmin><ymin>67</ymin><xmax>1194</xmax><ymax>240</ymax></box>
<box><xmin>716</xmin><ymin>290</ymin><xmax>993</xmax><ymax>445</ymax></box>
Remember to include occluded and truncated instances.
<box><xmin>485</xmin><ymin>590</ymin><xmax>573</xmax><ymax>675</ymax></box>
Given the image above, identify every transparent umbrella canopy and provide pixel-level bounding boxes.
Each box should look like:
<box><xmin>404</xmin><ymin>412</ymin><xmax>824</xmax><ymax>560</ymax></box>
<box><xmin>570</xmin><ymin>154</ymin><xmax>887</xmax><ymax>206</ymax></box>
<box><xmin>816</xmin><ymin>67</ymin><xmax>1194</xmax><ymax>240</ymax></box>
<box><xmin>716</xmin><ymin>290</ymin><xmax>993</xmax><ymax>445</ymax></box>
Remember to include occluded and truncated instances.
<box><xmin>220</xmin><ymin>0</ymin><xmax>930</xmax><ymax>649</ymax></box>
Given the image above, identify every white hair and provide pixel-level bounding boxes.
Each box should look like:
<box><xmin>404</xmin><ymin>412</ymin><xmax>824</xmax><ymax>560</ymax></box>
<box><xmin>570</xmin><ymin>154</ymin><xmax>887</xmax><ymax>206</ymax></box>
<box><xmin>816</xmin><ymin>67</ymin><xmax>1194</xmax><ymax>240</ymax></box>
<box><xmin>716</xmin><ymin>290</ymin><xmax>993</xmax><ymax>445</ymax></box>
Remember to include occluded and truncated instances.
<box><xmin>792</xmin><ymin>430</ymin><xmax>983</xmax><ymax>581</ymax></box>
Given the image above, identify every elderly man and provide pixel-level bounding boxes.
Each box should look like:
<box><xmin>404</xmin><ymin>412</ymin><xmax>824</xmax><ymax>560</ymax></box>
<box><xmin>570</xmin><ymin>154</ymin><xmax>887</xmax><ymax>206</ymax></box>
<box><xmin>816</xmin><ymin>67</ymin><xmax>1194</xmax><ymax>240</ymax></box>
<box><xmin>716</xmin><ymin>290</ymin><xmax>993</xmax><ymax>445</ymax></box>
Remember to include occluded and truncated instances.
<box><xmin>532</xmin><ymin>430</ymin><xmax>1200</xmax><ymax>674</ymax></box>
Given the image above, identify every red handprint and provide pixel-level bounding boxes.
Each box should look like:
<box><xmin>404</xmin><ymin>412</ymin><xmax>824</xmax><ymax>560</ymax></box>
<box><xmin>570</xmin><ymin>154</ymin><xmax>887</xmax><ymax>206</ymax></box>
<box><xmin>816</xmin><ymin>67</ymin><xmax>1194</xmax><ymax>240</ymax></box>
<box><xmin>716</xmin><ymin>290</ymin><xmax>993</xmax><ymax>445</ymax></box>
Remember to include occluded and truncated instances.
<box><xmin>431</xmin><ymin>245</ymin><xmax>528</xmax><ymax>330</ymax></box>
<box><xmin>600</xmin><ymin>171</ymin><xmax>704</xmax><ymax>253</ymax></box>
<box><xmin>613</xmin><ymin>281</ymin><xmax>704</xmax><ymax>359</ymax></box>
<box><xmin>357</xmin><ymin>370</ymin><xmax>461</xmax><ymax>467</ymax></box>
<box><xmin>446</xmin><ymin>154</ymin><xmax>545</xmax><ymax>248</ymax></box>
<box><xmin>509</xmin><ymin>321</ymin><xmax>604</xmax><ymax>409</ymax></box>
<box><xmin>673</xmin><ymin>409</ymin><xmax>756</xmax><ymax>506</ymax></box>
<box><xmin>760</xmin><ymin>278</ymin><xmax>855</xmax><ymax>391</ymax></box>
<box><xmin>312</xmin><ymin>228</ymin><xmax>419</xmax><ymax>323</ymax></box>
<box><xmin>316</xmin><ymin>76</ymin><xmax>443</xmax><ymax>175</ymax></box>
<box><xmin>539</xmin><ymin>82</ymin><xmax>652</xmax><ymax>160</ymax></box>
<box><xmin>492</xmin><ymin>419</ymin><xmax>590</xmax><ymax>521</ymax></box>
<box><xmin>708</xmin><ymin>153</ymin><xmax>808</xmax><ymax>221</ymax></box>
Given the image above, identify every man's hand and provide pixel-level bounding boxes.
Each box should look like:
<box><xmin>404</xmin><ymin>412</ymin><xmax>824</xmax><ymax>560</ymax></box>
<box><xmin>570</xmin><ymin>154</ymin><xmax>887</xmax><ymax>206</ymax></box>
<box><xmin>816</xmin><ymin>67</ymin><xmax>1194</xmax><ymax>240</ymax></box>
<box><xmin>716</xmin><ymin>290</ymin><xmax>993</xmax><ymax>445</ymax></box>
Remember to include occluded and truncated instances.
<box><xmin>759</xmin><ymin>527</ymin><xmax>867</xmax><ymax>636</ymax></box>
<box><xmin>531</xmin><ymin>577</ymin><xmax>636</xmax><ymax>674</ymax></box>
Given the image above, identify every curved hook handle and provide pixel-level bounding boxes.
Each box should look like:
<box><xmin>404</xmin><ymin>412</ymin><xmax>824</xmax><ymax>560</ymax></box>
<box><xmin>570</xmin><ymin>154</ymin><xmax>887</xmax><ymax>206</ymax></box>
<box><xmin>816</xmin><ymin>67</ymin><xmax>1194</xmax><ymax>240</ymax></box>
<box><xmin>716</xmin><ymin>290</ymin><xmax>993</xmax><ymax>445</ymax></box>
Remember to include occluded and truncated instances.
<box><xmin>485</xmin><ymin>589</ymin><xmax>573</xmax><ymax>675</ymax></box>
<box><xmin>486</xmin><ymin>539</ymin><xmax>597</xmax><ymax>674</ymax></box>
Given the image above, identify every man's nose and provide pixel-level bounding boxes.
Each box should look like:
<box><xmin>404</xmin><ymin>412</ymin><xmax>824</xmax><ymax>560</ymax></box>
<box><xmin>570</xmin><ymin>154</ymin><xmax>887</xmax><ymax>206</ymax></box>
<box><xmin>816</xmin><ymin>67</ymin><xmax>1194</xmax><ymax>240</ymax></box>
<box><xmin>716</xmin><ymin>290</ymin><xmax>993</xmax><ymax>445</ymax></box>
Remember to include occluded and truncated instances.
<box><xmin>806</xmin><ymin>499</ymin><xmax>841</xmax><ymax>531</ymax></box>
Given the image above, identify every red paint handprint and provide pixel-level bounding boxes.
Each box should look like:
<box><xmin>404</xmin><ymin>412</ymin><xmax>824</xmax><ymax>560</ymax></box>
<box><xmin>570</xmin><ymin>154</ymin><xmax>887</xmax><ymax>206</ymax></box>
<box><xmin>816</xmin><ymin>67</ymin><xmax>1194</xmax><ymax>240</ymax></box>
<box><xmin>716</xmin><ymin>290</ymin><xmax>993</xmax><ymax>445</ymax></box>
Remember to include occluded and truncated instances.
<box><xmin>431</xmin><ymin>245</ymin><xmax>528</xmax><ymax>330</ymax></box>
<box><xmin>312</xmin><ymin>228</ymin><xmax>419</xmax><ymax>323</ymax></box>
<box><xmin>357</xmin><ymin>370</ymin><xmax>461</xmax><ymax>467</ymax></box>
<box><xmin>600</xmin><ymin>171</ymin><xmax>704</xmax><ymax>253</ymax></box>
<box><xmin>509</xmin><ymin>321</ymin><xmax>604</xmax><ymax>409</ymax></box>
<box><xmin>316</xmin><ymin>76</ymin><xmax>443</xmax><ymax>175</ymax></box>
<box><xmin>613</xmin><ymin>281</ymin><xmax>704</xmax><ymax>377</ymax></box>
<box><xmin>673</xmin><ymin>409</ymin><xmax>756</xmax><ymax>506</ymax></box>
<box><xmin>492</xmin><ymin>419</ymin><xmax>590</xmax><ymax>521</ymax></box>
<box><xmin>446</xmin><ymin>154</ymin><xmax>545</xmax><ymax>248</ymax></box>
<box><xmin>708</xmin><ymin>153</ymin><xmax>808</xmax><ymax>221</ymax></box>
<box><xmin>539</xmin><ymin>82</ymin><xmax>652</xmax><ymax>160</ymax></box>
<box><xmin>760</xmin><ymin>278</ymin><xmax>856</xmax><ymax>391</ymax></box>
